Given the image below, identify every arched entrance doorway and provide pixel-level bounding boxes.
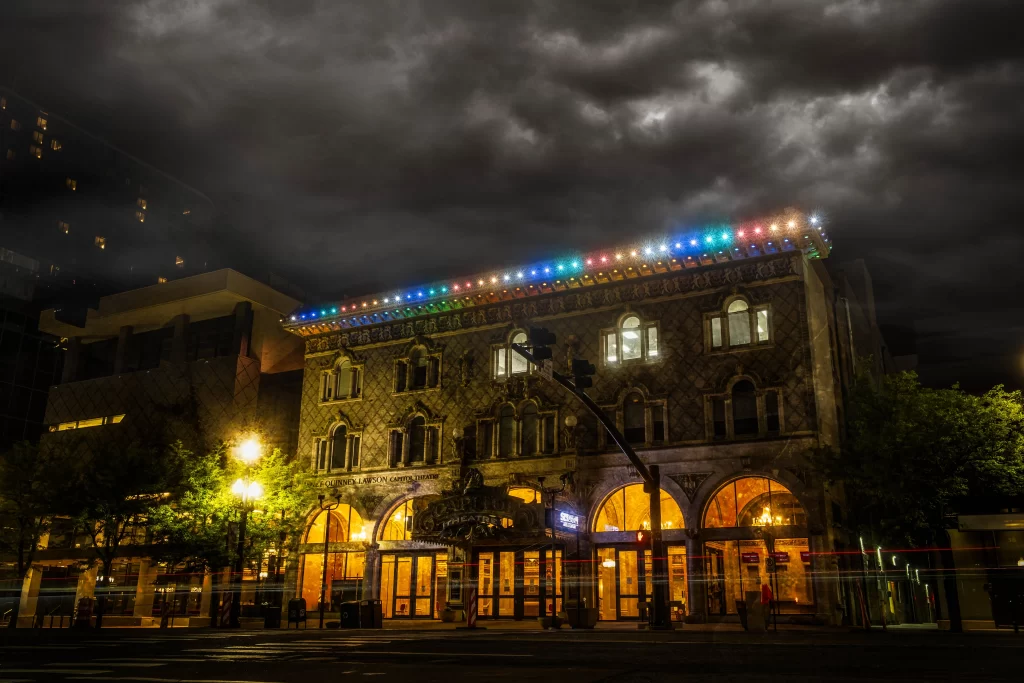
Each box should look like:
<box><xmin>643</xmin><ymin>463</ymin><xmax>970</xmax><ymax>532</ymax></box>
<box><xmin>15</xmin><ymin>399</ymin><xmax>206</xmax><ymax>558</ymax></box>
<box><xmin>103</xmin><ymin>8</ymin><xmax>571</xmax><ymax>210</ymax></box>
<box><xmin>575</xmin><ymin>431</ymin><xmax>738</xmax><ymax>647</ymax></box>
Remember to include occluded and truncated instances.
<box><xmin>702</xmin><ymin>476</ymin><xmax>813</xmax><ymax>617</ymax></box>
<box><xmin>592</xmin><ymin>484</ymin><xmax>687</xmax><ymax>621</ymax></box>
<box><xmin>299</xmin><ymin>505</ymin><xmax>368</xmax><ymax>612</ymax></box>
<box><xmin>378</xmin><ymin>497</ymin><xmax>447</xmax><ymax>619</ymax></box>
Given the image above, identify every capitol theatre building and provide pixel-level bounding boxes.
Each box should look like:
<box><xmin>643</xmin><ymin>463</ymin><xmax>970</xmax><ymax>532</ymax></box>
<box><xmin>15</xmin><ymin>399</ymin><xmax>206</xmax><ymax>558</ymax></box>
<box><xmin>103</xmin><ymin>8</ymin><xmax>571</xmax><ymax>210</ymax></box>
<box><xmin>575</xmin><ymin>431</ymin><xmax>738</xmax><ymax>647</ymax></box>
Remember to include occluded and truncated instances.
<box><xmin>283</xmin><ymin>210</ymin><xmax>869</xmax><ymax>625</ymax></box>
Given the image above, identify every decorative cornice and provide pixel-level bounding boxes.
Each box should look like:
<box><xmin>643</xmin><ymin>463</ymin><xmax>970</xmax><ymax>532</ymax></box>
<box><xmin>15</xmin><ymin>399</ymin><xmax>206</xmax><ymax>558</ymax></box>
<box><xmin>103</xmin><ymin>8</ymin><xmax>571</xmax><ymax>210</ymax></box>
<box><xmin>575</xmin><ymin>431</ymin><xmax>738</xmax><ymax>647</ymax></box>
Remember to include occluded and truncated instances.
<box><xmin>304</xmin><ymin>255</ymin><xmax>800</xmax><ymax>354</ymax></box>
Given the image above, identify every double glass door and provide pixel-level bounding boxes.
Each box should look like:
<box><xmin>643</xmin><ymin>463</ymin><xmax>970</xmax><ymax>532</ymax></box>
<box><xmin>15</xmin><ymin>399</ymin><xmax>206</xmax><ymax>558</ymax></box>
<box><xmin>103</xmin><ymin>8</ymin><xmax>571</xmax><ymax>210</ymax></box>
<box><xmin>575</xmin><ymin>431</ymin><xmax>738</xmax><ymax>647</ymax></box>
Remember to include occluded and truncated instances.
<box><xmin>476</xmin><ymin>549</ymin><xmax>562</xmax><ymax>619</ymax></box>
<box><xmin>381</xmin><ymin>553</ymin><xmax>447</xmax><ymax>619</ymax></box>
<box><xmin>597</xmin><ymin>547</ymin><xmax>651</xmax><ymax>620</ymax></box>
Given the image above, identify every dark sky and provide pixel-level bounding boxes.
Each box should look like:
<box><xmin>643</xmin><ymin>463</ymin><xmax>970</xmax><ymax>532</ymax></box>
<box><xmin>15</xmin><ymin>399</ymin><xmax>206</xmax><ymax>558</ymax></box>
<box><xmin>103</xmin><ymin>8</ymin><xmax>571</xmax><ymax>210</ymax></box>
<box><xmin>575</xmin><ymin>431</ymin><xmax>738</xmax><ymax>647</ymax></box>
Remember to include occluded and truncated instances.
<box><xmin>2</xmin><ymin>1</ymin><xmax>1023</xmax><ymax>390</ymax></box>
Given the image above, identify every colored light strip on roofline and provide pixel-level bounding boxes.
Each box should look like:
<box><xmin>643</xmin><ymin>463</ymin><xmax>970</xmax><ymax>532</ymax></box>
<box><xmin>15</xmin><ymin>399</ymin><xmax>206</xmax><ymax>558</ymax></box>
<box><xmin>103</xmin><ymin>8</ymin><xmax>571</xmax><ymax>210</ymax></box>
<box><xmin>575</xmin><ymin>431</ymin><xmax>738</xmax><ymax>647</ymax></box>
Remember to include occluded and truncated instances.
<box><xmin>284</xmin><ymin>209</ymin><xmax>827</xmax><ymax>334</ymax></box>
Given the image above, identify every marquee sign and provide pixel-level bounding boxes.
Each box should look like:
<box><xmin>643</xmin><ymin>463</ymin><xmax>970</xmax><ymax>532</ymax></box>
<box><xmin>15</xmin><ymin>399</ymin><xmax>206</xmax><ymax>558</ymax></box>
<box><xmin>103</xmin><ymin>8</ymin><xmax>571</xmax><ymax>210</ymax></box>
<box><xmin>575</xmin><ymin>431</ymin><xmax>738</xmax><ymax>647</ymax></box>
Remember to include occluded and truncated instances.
<box><xmin>411</xmin><ymin>468</ymin><xmax>544</xmax><ymax>545</ymax></box>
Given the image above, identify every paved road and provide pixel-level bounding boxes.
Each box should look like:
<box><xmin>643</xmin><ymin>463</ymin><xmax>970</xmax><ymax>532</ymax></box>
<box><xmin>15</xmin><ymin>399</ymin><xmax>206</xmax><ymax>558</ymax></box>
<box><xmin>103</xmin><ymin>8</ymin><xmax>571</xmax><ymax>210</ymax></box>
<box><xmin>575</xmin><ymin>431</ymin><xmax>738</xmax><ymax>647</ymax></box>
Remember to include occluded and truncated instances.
<box><xmin>1</xmin><ymin>627</ymin><xmax>1022</xmax><ymax>682</ymax></box>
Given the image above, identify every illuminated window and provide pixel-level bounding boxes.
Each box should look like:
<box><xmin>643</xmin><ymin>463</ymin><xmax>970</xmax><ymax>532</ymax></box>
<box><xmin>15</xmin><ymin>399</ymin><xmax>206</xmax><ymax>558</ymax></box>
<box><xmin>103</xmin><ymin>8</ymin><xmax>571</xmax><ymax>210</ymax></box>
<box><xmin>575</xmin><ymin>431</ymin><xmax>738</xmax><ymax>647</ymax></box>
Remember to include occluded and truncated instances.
<box><xmin>702</xmin><ymin>477</ymin><xmax>806</xmax><ymax>528</ymax></box>
<box><xmin>508</xmin><ymin>487</ymin><xmax>541</xmax><ymax>504</ymax></box>
<box><xmin>707</xmin><ymin>296</ymin><xmax>770</xmax><ymax>350</ymax></box>
<box><xmin>492</xmin><ymin>330</ymin><xmax>531</xmax><ymax>379</ymax></box>
<box><xmin>0</xmin><ymin>97</ymin><xmax>6</xmax><ymax>109</ymax></box>
<box><xmin>66</xmin><ymin>177</ymin><xmax>77</xmax><ymax>191</ymax></box>
<box><xmin>58</xmin><ymin>221</ymin><xmax>70</xmax><ymax>234</ymax></box>
<box><xmin>603</xmin><ymin>314</ymin><xmax>660</xmax><ymax>366</ymax></box>
<box><xmin>32</xmin><ymin>131</ymin><xmax>44</xmax><ymax>144</ymax></box>
<box><xmin>94</xmin><ymin>236</ymin><xmax>106</xmax><ymax>249</ymax></box>
<box><xmin>136</xmin><ymin>210</ymin><xmax>145</xmax><ymax>223</ymax></box>
<box><xmin>50</xmin><ymin>139</ymin><xmax>62</xmax><ymax>151</ymax></box>
<box><xmin>321</xmin><ymin>357</ymin><xmax>362</xmax><ymax>402</ymax></box>
<box><xmin>10</xmin><ymin>119</ymin><xmax>20</xmax><ymax>131</ymax></box>
<box><xmin>157</xmin><ymin>277</ymin><xmax>167</xmax><ymax>284</ymax></box>
<box><xmin>28</xmin><ymin>145</ymin><xmax>41</xmax><ymax>159</ymax></box>
<box><xmin>380</xmin><ymin>499</ymin><xmax>416</xmax><ymax>541</ymax></box>
<box><xmin>175</xmin><ymin>256</ymin><xmax>184</xmax><ymax>268</ymax></box>
<box><xmin>182</xmin><ymin>208</ymin><xmax>191</xmax><ymax>215</ymax></box>
<box><xmin>306</xmin><ymin>505</ymin><xmax>367</xmax><ymax>544</ymax></box>
<box><xmin>49</xmin><ymin>414</ymin><xmax>126</xmax><ymax>432</ymax></box>
<box><xmin>36</xmin><ymin>116</ymin><xmax>47</xmax><ymax>130</ymax></box>
<box><xmin>394</xmin><ymin>344</ymin><xmax>440</xmax><ymax>393</ymax></box>
<box><xmin>137</xmin><ymin>198</ymin><xmax>147</xmax><ymax>210</ymax></box>
<box><xmin>594</xmin><ymin>484</ymin><xmax>684</xmax><ymax>532</ymax></box>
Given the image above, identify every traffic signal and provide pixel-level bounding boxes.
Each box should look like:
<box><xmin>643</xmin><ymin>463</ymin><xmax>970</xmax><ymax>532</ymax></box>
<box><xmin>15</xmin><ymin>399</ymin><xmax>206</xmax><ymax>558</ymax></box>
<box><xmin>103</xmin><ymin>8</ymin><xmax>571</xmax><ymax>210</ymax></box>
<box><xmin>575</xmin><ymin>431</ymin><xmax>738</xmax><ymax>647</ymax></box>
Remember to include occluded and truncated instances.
<box><xmin>571</xmin><ymin>358</ymin><xmax>597</xmax><ymax>389</ymax></box>
<box><xmin>529</xmin><ymin>327</ymin><xmax>556</xmax><ymax>361</ymax></box>
<box><xmin>636</xmin><ymin>530</ymin><xmax>648</xmax><ymax>543</ymax></box>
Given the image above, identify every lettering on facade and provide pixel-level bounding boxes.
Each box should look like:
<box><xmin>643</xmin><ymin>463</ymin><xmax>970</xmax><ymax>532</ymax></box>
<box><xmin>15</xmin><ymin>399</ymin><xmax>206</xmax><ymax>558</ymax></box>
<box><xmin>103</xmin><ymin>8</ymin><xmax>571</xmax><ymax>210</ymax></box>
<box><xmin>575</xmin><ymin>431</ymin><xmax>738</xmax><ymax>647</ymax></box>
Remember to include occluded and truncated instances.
<box><xmin>317</xmin><ymin>472</ymin><xmax>441</xmax><ymax>488</ymax></box>
<box><xmin>305</xmin><ymin>257</ymin><xmax>798</xmax><ymax>353</ymax></box>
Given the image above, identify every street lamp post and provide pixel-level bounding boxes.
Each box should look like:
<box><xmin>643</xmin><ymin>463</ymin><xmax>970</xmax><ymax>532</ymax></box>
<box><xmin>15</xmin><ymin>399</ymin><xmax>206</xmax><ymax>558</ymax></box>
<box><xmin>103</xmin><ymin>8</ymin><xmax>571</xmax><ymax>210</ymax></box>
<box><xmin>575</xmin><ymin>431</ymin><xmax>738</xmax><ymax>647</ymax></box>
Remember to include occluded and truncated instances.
<box><xmin>228</xmin><ymin>437</ymin><xmax>263</xmax><ymax>628</ymax></box>
<box><xmin>317</xmin><ymin>492</ymin><xmax>342</xmax><ymax>629</ymax></box>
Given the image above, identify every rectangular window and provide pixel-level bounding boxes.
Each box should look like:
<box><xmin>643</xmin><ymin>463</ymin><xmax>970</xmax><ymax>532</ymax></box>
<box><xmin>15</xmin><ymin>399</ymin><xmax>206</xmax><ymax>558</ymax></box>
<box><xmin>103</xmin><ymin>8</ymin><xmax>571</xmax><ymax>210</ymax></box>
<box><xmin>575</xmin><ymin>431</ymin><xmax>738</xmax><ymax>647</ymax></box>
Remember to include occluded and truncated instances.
<box><xmin>316</xmin><ymin>440</ymin><xmax>328</xmax><ymax>470</ymax></box>
<box><xmin>604</xmin><ymin>331</ymin><xmax>618</xmax><ymax>363</ymax></box>
<box><xmin>10</xmin><ymin>119</ymin><xmax>20</xmax><ymax>131</ymax></box>
<box><xmin>652</xmin><ymin>405</ymin><xmax>665</xmax><ymax>443</ymax></box>
<box><xmin>712</xmin><ymin>398</ymin><xmax>726</xmax><ymax>439</ymax></box>
<box><xmin>136</xmin><ymin>210</ymin><xmax>145</xmax><ymax>222</ymax></box>
<box><xmin>36</xmin><ymin>116</ymin><xmax>47</xmax><ymax>130</ymax></box>
<box><xmin>756</xmin><ymin>309</ymin><xmax>770</xmax><ymax>343</ymax></box>
<box><xmin>603</xmin><ymin>407</ymin><xmax>617</xmax><ymax>446</ymax></box>
<box><xmin>66</xmin><ymin>177</ymin><xmax>77</xmax><ymax>190</ymax></box>
<box><xmin>646</xmin><ymin>326</ymin><xmax>659</xmax><ymax>358</ymax></box>
<box><xmin>479</xmin><ymin>421</ymin><xmax>494</xmax><ymax>458</ymax></box>
<box><xmin>77</xmin><ymin>417</ymin><xmax>104</xmax><ymax>428</ymax></box>
<box><xmin>183</xmin><ymin>208</ymin><xmax>191</xmax><ymax>215</ymax></box>
<box><xmin>321</xmin><ymin>371</ymin><xmax>334</xmax><ymax>402</ymax></box>
<box><xmin>50</xmin><ymin>139</ymin><xmax>62</xmax><ymax>151</ymax></box>
<box><xmin>463</xmin><ymin>425</ymin><xmax>477</xmax><ymax>460</ymax></box>
<box><xmin>0</xmin><ymin>97</ymin><xmax>5</xmax><ymax>109</ymax></box>
<box><xmin>493</xmin><ymin>346</ymin><xmax>506</xmax><ymax>379</ymax></box>
<box><xmin>711</xmin><ymin>318</ymin><xmax>723</xmax><ymax>348</ymax></box>
<box><xmin>137</xmin><ymin>198</ymin><xmax>147</xmax><ymax>210</ymax></box>
<box><xmin>94</xmin><ymin>236</ymin><xmax>106</xmax><ymax>249</ymax></box>
<box><xmin>28</xmin><ymin>145</ymin><xmax>41</xmax><ymax>158</ymax></box>
<box><xmin>542</xmin><ymin>415</ymin><xmax>555</xmax><ymax>454</ymax></box>
<box><xmin>157</xmin><ymin>277</ymin><xmax>167</xmax><ymax>284</ymax></box>
<box><xmin>58</xmin><ymin>221</ymin><xmax>69</xmax><ymax>234</ymax></box>
<box><xmin>330</xmin><ymin>438</ymin><xmax>346</xmax><ymax>470</ymax></box>
<box><xmin>390</xmin><ymin>431</ymin><xmax>404</xmax><ymax>466</ymax></box>
<box><xmin>729</xmin><ymin>310</ymin><xmax>751</xmax><ymax>346</ymax></box>
<box><xmin>32</xmin><ymin>131</ymin><xmax>44</xmax><ymax>144</ymax></box>
<box><xmin>394</xmin><ymin>362</ymin><xmax>407</xmax><ymax>392</ymax></box>
<box><xmin>175</xmin><ymin>256</ymin><xmax>184</xmax><ymax>267</ymax></box>
<box><xmin>350</xmin><ymin>435</ymin><xmax>360</xmax><ymax>468</ymax></box>
<box><xmin>766</xmin><ymin>391</ymin><xmax>780</xmax><ymax>434</ymax></box>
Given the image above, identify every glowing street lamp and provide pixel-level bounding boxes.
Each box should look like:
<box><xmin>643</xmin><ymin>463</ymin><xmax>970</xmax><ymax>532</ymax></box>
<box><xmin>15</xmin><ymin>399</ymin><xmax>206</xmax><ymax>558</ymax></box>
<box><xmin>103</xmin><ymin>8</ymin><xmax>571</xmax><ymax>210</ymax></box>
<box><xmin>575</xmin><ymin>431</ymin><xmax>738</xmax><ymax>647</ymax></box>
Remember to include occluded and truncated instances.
<box><xmin>228</xmin><ymin>436</ymin><xmax>263</xmax><ymax>628</ymax></box>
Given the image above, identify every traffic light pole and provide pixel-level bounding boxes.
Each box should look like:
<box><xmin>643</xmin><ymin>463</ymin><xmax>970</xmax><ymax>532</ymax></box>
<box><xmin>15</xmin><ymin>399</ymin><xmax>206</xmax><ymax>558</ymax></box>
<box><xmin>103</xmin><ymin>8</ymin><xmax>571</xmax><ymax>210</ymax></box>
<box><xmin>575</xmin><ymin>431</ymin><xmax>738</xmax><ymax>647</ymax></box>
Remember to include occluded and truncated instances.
<box><xmin>511</xmin><ymin>343</ymin><xmax>672</xmax><ymax>630</ymax></box>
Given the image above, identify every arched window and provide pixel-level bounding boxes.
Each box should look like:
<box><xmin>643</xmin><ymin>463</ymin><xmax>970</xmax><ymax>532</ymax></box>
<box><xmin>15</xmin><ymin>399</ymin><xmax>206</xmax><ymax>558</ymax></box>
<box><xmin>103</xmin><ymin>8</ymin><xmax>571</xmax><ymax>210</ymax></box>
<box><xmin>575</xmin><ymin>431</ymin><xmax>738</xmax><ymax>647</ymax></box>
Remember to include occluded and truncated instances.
<box><xmin>498</xmin><ymin>406</ymin><xmax>515</xmax><ymax>457</ymax></box>
<box><xmin>409</xmin><ymin>417</ymin><xmax>426</xmax><ymax>462</ymax></box>
<box><xmin>703</xmin><ymin>477</ymin><xmax>806</xmax><ymax>528</ymax></box>
<box><xmin>493</xmin><ymin>331</ymin><xmax>531</xmax><ymax>379</ymax></box>
<box><xmin>623</xmin><ymin>393</ymin><xmax>646</xmax><ymax>444</ymax></box>
<box><xmin>331</xmin><ymin>425</ymin><xmax>347</xmax><ymax>470</ymax></box>
<box><xmin>709</xmin><ymin>297</ymin><xmax>770</xmax><ymax>350</ymax></box>
<box><xmin>594</xmin><ymin>484</ymin><xmax>684</xmax><ymax>532</ymax></box>
<box><xmin>604</xmin><ymin>314</ymin><xmax>660</xmax><ymax>365</ymax></box>
<box><xmin>321</xmin><ymin>357</ymin><xmax>362</xmax><ymax>402</ymax></box>
<box><xmin>521</xmin><ymin>402</ymin><xmax>539</xmax><ymax>456</ymax></box>
<box><xmin>379</xmin><ymin>499</ymin><xmax>415</xmax><ymax>541</ymax></box>
<box><xmin>732</xmin><ymin>380</ymin><xmax>758</xmax><ymax>436</ymax></box>
<box><xmin>306</xmin><ymin>504</ymin><xmax>367</xmax><ymax>544</ymax></box>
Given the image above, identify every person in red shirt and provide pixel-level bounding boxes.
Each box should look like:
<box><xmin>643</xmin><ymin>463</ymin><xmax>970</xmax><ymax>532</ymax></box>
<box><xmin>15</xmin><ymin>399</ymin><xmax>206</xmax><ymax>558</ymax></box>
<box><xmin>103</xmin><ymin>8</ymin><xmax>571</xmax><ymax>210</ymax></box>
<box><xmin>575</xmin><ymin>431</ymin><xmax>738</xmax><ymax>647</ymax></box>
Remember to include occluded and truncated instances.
<box><xmin>761</xmin><ymin>583</ymin><xmax>774</xmax><ymax>628</ymax></box>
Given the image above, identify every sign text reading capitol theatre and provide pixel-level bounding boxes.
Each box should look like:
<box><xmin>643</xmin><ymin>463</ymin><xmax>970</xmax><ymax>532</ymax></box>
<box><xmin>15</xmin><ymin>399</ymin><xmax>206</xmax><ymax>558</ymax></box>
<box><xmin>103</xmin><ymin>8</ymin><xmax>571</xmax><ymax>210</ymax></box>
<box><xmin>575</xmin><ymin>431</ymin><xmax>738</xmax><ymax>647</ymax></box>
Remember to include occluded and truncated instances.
<box><xmin>317</xmin><ymin>472</ymin><xmax>441</xmax><ymax>488</ymax></box>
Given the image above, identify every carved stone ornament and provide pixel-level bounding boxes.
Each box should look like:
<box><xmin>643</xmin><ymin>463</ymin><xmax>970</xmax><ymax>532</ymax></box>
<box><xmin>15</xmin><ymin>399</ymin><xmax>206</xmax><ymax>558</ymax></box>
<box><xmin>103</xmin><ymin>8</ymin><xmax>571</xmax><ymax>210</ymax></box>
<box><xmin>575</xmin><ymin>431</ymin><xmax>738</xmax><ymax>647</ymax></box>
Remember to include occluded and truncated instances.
<box><xmin>668</xmin><ymin>472</ymin><xmax>713</xmax><ymax>503</ymax></box>
<box><xmin>360</xmin><ymin>494</ymin><xmax>387</xmax><ymax>518</ymax></box>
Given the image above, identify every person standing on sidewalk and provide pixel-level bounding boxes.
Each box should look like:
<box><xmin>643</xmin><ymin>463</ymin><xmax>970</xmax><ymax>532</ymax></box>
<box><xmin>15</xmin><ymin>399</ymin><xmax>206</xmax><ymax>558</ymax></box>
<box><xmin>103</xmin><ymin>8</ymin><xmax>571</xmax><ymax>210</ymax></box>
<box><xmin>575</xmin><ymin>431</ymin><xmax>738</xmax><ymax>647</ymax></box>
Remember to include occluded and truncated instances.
<box><xmin>761</xmin><ymin>583</ymin><xmax>774</xmax><ymax>630</ymax></box>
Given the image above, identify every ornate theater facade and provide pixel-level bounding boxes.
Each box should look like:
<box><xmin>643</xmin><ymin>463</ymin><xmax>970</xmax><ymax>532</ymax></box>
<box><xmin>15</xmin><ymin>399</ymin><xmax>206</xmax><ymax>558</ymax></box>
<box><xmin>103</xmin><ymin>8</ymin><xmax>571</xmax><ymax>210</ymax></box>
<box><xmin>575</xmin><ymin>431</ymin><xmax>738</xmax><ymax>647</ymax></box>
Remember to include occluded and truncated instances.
<box><xmin>283</xmin><ymin>210</ymin><xmax>860</xmax><ymax>624</ymax></box>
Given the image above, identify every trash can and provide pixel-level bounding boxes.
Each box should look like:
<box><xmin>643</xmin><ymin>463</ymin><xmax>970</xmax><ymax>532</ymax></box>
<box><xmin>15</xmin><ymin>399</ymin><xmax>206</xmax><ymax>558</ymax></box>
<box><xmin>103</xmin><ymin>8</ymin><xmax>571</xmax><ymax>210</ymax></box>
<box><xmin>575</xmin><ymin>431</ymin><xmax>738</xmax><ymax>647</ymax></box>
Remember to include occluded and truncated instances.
<box><xmin>359</xmin><ymin>599</ymin><xmax>383</xmax><ymax>628</ymax></box>
<box><xmin>339</xmin><ymin>601</ymin><xmax>360</xmax><ymax>628</ymax></box>
<box><xmin>287</xmin><ymin>598</ymin><xmax>307</xmax><ymax>628</ymax></box>
<box><xmin>263</xmin><ymin>605</ymin><xmax>282</xmax><ymax>629</ymax></box>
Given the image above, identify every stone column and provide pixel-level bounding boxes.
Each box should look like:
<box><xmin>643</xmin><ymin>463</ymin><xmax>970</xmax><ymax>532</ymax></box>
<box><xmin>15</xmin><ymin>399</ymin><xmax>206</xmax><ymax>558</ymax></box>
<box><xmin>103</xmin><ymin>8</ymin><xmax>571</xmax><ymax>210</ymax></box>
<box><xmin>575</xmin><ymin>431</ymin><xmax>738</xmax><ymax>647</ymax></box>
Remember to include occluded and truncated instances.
<box><xmin>400</xmin><ymin>430</ymin><xmax>410</xmax><ymax>467</ymax></box>
<box><xmin>231</xmin><ymin>301</ymin><xmax>253</xmax><ymax>358</ymax></box>
<box><xmin>113</xmin><ymin>325</ymin><xmax>133</xmax><ymax>374</ymax></box>
<box><xmin>133</xmin><ymin>559</ymin><xmax>159</xmax><ymax>619</ymax></box>
<box><xmin>18</xmin><ymin>566</ymin><xmax>43</xmax><ymax>625</ymax></box>
<box><xmin>686</xmin><ymin>536</ymin><xmax>707</xmax><ymax>623</ymax></box>
<box><xmin>170</xmin><ymin>314</ymin><xmax>190</xmax><ymax>363</ymax></box>
<box><xmin>198</xmin><ymin>571</ymin><xmax>214</xmax><ymax>624</ymax></box>
<box><xmin>362</xmin><ymin>547</ymin><xmax>380</xmax><ymax>600</ymax></box>
<box><xmin>61</xmin><ymin>337</ymin><xmax>82</xmax><ymax>383</ymax></box>
<box><xmin>810</xmin><ymin>534</ymin><xmax>838</xmax><ymax>624</ymax></box>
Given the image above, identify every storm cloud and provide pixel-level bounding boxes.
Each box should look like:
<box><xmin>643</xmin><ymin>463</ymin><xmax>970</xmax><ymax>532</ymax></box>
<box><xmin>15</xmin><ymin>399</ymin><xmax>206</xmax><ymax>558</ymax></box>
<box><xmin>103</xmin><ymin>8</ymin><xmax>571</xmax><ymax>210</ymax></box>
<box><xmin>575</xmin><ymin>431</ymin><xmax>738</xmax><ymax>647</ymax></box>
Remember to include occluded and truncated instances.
<box><xmin>3</xmin><ymin>0</ymin><xmax>1023</xmax><ymax>388</ymax></box>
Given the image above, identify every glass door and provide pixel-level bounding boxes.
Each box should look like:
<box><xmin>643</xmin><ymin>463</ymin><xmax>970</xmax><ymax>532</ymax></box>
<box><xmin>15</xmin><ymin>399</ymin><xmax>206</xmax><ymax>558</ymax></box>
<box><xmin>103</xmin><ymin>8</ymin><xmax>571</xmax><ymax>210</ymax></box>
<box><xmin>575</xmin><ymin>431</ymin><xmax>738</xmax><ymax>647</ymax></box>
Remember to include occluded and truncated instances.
<box><xmin>477</xmin><ymin>552</ymin><xmax>494</xmax><ymax>617</ymax></box>
<box><xmin>498</xmin><ymin>552</ymin><xmax>515</xmax><ymax>617</ymax></box>
<box><xmin>523</xmin><ymin>551</ymin><xmax>541</xmax><ymax>617</ymax></box>
<box><xmin>433</xmin><ymin>556</ymin><xmax>448</xmax><ymax>619</ymax></box>
<box><xmin>394</xmin><ymin>556</ymin><xmax>413</xmax><ymax>617</ymax></box>
<box><xmin>381</xmin><ymin>555</ymin><xmax>396</xmax><ymax>618</ymax></box>
<box><xmin>618</xmin><ymin>550</ymin><xmax>640</xmax><ymax>617</ymax></box>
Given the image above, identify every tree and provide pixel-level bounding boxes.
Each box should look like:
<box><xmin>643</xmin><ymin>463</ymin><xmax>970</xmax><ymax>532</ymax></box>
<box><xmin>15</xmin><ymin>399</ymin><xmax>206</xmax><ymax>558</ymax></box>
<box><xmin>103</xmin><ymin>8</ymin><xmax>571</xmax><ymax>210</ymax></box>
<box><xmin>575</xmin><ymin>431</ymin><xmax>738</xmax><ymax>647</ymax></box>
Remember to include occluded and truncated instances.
<box><xmin>0</xmin><ymin>441</ymin><xmax>67</xmax><ymax>627</ymax></box>
<box><xmin>59</xmin><ymin>438</ymin><xmax>193</xmax><ymax>628</ymax></box>
<box><xmin>812</xmin><ymin>370</ymin><xmax>1024</xmax><ymax>630</ymax></box>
